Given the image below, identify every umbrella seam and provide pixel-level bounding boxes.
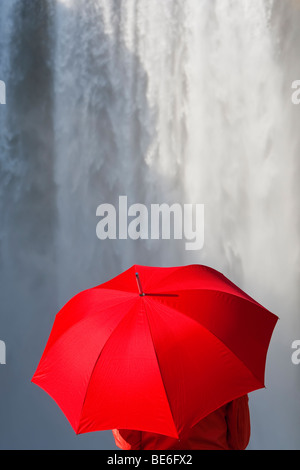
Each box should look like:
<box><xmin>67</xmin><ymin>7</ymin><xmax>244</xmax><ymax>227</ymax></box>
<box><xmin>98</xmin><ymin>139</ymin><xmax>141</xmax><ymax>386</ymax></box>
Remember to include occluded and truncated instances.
<box><xmin>42</xmin><ymin>293</ymin><xmax>138</xmax><ymax>359</ymax></box>
<box><xmin>145</xmin><ymin>296</ymin><xmax>271</xmax><ymax>388</ymax></box>
<box><xmin>76</xmin><ymin>299</ymin><xmax>140</xmax><ymax>433</ymax></box>
<box><xmin>142</xmin><ymin>300</ymin><xmax>180</xmax><ymax>440</ymax></box>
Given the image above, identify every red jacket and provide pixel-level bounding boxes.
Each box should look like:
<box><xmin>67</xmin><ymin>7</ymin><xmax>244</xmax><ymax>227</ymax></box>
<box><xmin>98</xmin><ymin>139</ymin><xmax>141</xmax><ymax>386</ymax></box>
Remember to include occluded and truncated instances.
<box><xmin>112</xmin><ymin>395</ymin><xmax>250</xmax><ymax>450</ymax></box>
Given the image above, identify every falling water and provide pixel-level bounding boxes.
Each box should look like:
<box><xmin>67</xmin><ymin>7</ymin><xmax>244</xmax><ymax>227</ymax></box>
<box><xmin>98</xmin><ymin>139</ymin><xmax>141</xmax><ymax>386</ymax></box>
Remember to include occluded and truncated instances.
<box><xmin>0</xmin><ymin>0</ymin><xmax>299</xmax><ymax>449</ymax></box>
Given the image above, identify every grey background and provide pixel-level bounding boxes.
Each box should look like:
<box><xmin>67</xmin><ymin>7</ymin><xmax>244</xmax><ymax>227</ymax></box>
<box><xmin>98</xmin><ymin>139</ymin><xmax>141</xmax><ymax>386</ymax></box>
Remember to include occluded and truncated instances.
<box><xmin>0</xmin><ymin>0</ymin><xmax>300</xmax><ymax>449</ymax></box>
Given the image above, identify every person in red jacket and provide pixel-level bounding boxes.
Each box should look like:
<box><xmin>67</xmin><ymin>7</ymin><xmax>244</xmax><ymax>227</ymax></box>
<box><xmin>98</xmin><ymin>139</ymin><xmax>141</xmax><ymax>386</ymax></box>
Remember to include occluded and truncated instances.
<box><xmin>112</xmin><ymin>395</ymin><xmax>250</xmax><ymax>450</ymax></box>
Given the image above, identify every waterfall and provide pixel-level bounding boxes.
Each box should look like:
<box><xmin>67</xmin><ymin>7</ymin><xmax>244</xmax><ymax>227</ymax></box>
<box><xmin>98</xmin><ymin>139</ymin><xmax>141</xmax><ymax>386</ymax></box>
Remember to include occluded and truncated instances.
<box><xmin>0</xmin><ymin>0</ymin><xmax>299</xmax><ymax>449</ymax></box>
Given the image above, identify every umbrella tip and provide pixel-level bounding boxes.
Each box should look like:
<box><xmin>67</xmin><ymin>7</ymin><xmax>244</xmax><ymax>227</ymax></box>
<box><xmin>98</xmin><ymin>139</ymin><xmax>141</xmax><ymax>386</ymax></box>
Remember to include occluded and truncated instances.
<box><xmin>135</xmin><ymin>272</ymin><xmax>145</xmax><ymax>296</ymax></box>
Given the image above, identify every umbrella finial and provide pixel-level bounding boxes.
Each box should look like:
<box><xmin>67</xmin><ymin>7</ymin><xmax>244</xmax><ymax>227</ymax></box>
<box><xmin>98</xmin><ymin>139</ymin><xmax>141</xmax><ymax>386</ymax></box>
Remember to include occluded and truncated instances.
<box><xmin>135</xmin><ymin>272</ymin><xmax>145</xmax><ymax>296</ymax></box>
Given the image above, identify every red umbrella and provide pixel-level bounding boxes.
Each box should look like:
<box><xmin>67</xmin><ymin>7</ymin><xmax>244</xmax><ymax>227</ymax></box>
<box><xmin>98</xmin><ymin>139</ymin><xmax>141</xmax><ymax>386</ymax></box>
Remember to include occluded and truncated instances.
<box><xmin>32</xmin><ymin>264</ymin><xmax>278</xmax><ymax>438</ymax></box>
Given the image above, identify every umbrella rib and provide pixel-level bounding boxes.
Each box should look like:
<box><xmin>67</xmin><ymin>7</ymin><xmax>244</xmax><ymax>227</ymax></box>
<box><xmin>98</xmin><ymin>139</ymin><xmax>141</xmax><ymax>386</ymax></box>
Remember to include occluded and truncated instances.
<box><xmin>142</xmin><ymin>301</ymin><xmax>180</xmax><ymax>439</ymax></box>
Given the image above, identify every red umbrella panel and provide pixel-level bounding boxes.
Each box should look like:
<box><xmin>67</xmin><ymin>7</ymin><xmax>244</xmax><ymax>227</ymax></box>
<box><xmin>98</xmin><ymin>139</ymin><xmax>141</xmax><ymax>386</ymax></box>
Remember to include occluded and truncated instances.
<box><xmin>32</xmin><ymin>264</ymin><xmax>278</xmax><ymax>438</ymax></box>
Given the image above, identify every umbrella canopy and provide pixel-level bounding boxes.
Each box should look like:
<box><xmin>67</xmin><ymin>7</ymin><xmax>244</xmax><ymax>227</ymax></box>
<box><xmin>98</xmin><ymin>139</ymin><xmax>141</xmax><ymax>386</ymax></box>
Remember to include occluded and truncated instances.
<box><xmin>32</xmin><ymin>264</ymin><xmax>278</xmax><ymax>438</ymax></box>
